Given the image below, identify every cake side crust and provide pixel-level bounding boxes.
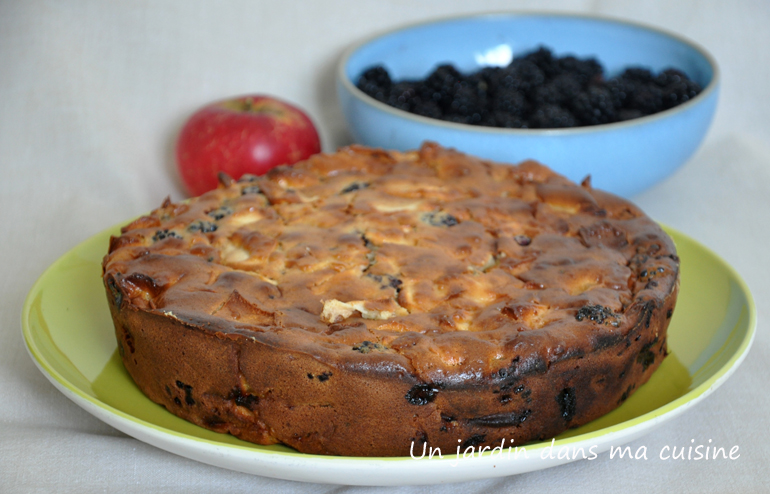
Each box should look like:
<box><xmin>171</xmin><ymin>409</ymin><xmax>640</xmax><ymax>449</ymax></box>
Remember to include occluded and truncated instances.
<box><xmin>106</xmin><ymin>274</ymin><xmax>677</xmax><ymax>456</ymax></box>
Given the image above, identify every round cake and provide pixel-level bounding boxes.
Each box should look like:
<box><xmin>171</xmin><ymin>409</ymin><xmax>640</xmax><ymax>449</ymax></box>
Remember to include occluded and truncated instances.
<box><xmin>102</xmin><ymin>142</ymin><xmax>679</xmax><ymax>457</ymax></box>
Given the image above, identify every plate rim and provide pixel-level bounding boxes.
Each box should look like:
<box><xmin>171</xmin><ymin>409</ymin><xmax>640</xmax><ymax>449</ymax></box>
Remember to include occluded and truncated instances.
<box><xmin>20</xmin><ymin>221</ymin><xmax>757</xmax><ymax>482</ymax></box>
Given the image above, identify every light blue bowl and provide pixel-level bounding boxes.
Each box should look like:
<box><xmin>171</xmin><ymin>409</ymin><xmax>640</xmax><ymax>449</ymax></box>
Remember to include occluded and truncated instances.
<box><xmin>337</xmin><ymin>13</ymin><xmax>719</xmax><ymax>198</ymax></box>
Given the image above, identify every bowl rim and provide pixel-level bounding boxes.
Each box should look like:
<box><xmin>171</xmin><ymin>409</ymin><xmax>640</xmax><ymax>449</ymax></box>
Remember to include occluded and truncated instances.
<box><xmin>337</xmin><ymin>11</ymin><xmax>720</xmax><ymax>136</ymax></box>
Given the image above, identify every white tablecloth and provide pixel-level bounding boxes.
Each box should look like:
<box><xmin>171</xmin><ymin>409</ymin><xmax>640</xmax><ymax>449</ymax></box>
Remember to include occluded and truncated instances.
<box><xmin>1</xmin><ymin>1</ymin><xmax>767</xmax><ymax>492</ymax></box>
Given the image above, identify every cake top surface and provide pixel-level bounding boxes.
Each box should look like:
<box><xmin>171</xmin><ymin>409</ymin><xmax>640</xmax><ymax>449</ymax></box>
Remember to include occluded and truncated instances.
<box><xmin>103</xmin><ymin>143</ymin><xmax>678</xmax><ymax>384</ymax></box>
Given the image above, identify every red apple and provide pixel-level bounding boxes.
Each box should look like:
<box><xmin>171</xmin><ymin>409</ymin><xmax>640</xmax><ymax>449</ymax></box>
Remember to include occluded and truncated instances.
<box><xmin>176</xmin><ymin>95</ymin><xmax>321</xmax><ymax>196</ymax></box>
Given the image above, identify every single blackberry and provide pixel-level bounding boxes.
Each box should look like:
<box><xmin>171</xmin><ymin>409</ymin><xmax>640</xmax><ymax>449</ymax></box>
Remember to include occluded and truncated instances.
<box><xmin>386</xmin><ymin>82</ymin><xmax>419</xmax><ymax>111</ymax></box>
<box><xmin>424</xmin><ymin>65</ymin><xmax>462</xmax><ymax>109</ymax></box>
<box><xmin>514</xmin><ymin>61</ymin><xmax>547</xmax><ymax>95</ymax></box>
<box><xmin>532</xmin><ymin>83</ymin><xmax>562</xmax><ymax>106</ymax></box>
<box><xmin>660</xmin><ymin>79</ymin><xmax>702</xmax><ymax>109</ymax></box>
<box><xmin>426</xmin><ymin>64</ymin><xmax>461</xmax><ymax>90</ymax></box>
<box><xmin>558</xmin><ymin>55</ymin><xmax>602</xmax><ymax>87</ymax></box>
<box><xmin>412</xmin><ymin>80</ymin><xmax>432</xmax><ymax>100</ymax></box>
<box><xmin>529</xmin><ymin>104</ymin><xmax>577</xmax><ymax>128</ymax></box>
<box><xmin>620</xmin><ymin>67</ymin><xmax>655</xmax><ymax>83</ymax></box>
<box><xmin>628</xmin><ymin>83</ymin><xmax>664</xmax><ymax>115</ymax></box>
<box><xmin>570</xmin><ymin>85</ymin><xmax>617</xmax><ymax>126</ymax></box>
<box><xmin>357</xmin><ymin>65</ymin><xmax>392</xmax><ymax>102</ymax></box>
<box><xmin>523</xmin><ymin>46</ymin><xmax>561</xmax><ymax>78</ymax></box>
<box><xmin>499</xmin><ymin>59</ymin><xmax>545</xmax><ymax>94</ymax></box>
<box><xmin>605</xmin><ymin>77</ymin><xmax>636</xmax><ymax>108</ymax></box>
<box><xmin>426</xmin><ymin>64</ymin><xmax>461</xmax><ymax>106</ymax></box>
<box><xmin>532</xmin><ymin>73</ymin><xmax>583</xmax><ymax>107</ymax></box>
<box><xmin>654</xmin><ymin>68</ymin><xmax>689</xmax><ymax>87</ymax></box>
<box><xmin>448</xmin><ymin>83</ymin><xmax>483</xmax><ymax>116</ymax></box>
<box><xmin>360</xmin><ymin>65</ymin><xmax>391</xmax><ymax>87</ymax></box>
<box><xmin>491</xmin><ymin>87</ymin><xmax>527</xmax><ymax>115</ymax></box>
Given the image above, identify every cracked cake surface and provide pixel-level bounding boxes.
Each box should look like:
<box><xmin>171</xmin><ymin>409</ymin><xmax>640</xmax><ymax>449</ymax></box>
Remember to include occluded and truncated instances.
<box><xmin>102</xmin><ymin>142</ymin><xmax>679</xmax><ymax>456</ymax></box>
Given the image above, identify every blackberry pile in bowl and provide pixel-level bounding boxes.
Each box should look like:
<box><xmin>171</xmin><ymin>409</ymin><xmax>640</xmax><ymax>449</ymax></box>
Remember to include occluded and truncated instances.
<box><xmin>337</xmin><ymin>13</ymin><xmax>719</xmax><ymax>197</ymax></box>
<box><xmin>356</xmin><ymin>47</ymin><xmax>702</xmax><ymax>129</ymax></box>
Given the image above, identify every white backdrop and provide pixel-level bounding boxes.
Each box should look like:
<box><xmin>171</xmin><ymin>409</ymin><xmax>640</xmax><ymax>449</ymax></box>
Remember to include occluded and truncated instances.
<box><xmin>1</xmin><ymin>1</ymin><xmax>768</xmax><ymax>492</ymax></box>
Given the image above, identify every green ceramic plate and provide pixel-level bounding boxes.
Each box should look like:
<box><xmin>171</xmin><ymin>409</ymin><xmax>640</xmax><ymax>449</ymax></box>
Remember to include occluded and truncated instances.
<box><xmin>21</xmin><ymin>224</ymin><xmax>755</xmax><ymax>485</ymax></box>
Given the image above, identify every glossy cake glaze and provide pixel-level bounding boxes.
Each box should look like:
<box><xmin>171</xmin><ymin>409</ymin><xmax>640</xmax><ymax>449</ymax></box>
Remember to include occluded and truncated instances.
<box><xmin>102</xmin><ymin>143</ymin><xmax>678</xmax><ymax>456</ymax></box>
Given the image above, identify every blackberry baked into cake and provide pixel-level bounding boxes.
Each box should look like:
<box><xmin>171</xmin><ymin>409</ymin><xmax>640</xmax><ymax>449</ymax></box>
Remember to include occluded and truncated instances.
<box><xmin>102</xmin><ymin>143</ymin><xmax>678</xmax><ymax>457</ymax></box>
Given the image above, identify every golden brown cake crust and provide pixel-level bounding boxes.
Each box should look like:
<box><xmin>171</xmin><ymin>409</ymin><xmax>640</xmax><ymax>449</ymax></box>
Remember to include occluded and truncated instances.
<box><xmin>102</xmin><ymin>143</ymin><xmax>679</xmax><ymax>457</ymax></box>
